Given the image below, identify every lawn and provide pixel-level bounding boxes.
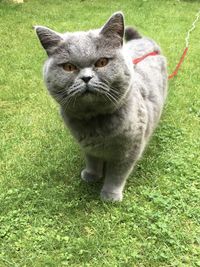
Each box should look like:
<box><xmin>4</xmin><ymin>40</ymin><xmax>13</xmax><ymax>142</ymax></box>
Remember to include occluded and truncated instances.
<box><xmin>0</xmin><ymin>0</ymin><xmax>200</xmax><ymax>266</ymax></box>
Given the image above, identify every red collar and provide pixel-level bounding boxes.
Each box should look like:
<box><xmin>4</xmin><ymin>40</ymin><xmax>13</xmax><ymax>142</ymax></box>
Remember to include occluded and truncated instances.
<box><xmin>132</xmin><ymin>51</ymin><xmax>160</xmax><ymax>64</ymax></box>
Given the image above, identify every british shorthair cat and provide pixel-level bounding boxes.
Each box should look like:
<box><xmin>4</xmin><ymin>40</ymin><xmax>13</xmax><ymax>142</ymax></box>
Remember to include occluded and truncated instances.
<box><xmin>35</xmin><ymin>12</ymin><xmax>167</xmax><ymax>201</ymax></box>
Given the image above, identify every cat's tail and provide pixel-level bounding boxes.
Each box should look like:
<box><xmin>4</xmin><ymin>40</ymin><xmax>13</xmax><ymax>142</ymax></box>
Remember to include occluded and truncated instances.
<box><xmin>125</xmin><ymin>27</ymin><xmax>142</xmax><ymax>41</ymax></box>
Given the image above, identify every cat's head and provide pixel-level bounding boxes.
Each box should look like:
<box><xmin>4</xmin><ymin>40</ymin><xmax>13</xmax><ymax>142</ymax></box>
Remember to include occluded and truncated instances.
<box><xmin>35</xmin><ymin>12</ymin><xmax>132</xmax><ymax>118</ymax></box>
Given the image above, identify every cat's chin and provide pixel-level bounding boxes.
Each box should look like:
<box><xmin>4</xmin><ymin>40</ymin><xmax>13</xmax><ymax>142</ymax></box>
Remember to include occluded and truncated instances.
<box><xmin>82</xmin><ymin>85</ymin><xmax>98</xmax><ymax>96</ymax></box>
<box><xmin>82</xmin><ymin>90</ymin><xmax>96</xmax><ymax>96</ymax></box>
<box><xmin>79</xmin><ymin>86</ymin><xmax>100</xmax><ymax>102</ymax></box>
<box><xmin>81</xmin><ymin>91</ymin><xmax>96</xmax><ymax>102</ymax></box>
<box><xmin>62</xmin><ymin>85</ymin><xmax>119</xmax><ymax>117</ymax></box>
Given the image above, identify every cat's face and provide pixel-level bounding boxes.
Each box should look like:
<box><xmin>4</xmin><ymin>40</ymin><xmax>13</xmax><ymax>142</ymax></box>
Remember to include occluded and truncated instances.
<box><xmin>35</xmin><ymin>12</ymin><xmax>132</xmax><ymax>118</ymax></box>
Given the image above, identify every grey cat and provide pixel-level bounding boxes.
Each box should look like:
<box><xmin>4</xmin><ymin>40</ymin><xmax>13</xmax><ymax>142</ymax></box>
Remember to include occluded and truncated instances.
<box><xmin>35</xmin><ymin>12</ymin><xmax>167</xmax><ymax>201</ymax></box>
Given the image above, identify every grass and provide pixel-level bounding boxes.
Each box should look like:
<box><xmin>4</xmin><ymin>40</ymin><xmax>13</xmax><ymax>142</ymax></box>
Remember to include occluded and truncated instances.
<box><xmin>0</xmin><ymin>0</ymin><xmax>200</xmax><ymax>266</ymax></box>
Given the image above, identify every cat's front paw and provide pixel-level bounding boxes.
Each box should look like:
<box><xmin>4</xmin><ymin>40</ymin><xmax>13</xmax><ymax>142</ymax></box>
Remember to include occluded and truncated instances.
<box><xmin>100</xmin><ymin>190</ymin><xmax>123</xmax><ymax>202</ymax></box>
<box><xmin>81</xmin><ymin>169</ymin><xmax>101</xmax><ymax>183</ymax></box>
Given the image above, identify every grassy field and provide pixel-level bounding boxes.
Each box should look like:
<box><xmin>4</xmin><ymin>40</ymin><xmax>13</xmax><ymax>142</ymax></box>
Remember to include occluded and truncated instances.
<box><xmin>0</xmin><ymin>0</ymin><xmax>200</xmax><ymax>266</ymax></box>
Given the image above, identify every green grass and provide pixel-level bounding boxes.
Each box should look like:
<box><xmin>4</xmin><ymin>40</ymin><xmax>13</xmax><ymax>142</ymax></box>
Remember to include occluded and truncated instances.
<box><xmin>0</xmin><ymin>0</ymin><xmax>200</xmax><ymax>266</ymax></box>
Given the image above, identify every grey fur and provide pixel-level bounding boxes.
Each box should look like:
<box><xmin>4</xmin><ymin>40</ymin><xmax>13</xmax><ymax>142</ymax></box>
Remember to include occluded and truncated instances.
<box><xmin>35</xmin><ymin>12</ymin><xmax>168</xmax><ymax>201</ymax></box>
<box><xmin>125</xmin><ymin>27</ymin><xmax>142</xmax><ymax>41</ymax></box>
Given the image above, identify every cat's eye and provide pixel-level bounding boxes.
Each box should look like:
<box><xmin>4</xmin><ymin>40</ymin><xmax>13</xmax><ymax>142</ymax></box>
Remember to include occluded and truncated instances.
<box><xmin>63</xmin><ymin>63</ymin><xmax>78</xmax><ymax>72</ymax></box>
<box><xmin>95</xmin><ymin>58</ymin><xmax>109</xmax><ymax>68</ymax></box>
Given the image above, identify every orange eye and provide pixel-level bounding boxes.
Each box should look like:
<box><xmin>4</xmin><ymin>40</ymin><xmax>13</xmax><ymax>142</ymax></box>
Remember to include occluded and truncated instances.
<box><xmin>95</xmin><ymin>58</ymin><xmax>109</xmax><ymax>68</ymax></box>
<box><xmin>63</xmin><ymin>63</ymin><xmax>78</xmax><ymax>72</ymax></box>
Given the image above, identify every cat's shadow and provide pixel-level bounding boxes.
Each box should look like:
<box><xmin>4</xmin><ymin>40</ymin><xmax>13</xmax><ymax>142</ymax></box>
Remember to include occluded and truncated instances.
<box><xmin>20</xmin><ymin>121</ymin><xmax>171</xmax><ymax>213</ymax></box>
<box><xmin>54</xmin><ymin>128</ymin><xmax>166</xmax><ymax>204</ymax></box>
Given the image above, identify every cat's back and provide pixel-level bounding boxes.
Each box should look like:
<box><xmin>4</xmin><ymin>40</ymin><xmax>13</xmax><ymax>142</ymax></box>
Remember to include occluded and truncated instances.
<box><xmin>124</xmin><ymin>36</ymin><xmax>163</xmax><ymax>63</ymax></box>
<box><xmin>124</xmin><ymin>36</ymin><xmax>168</xmax><ymax>102</ymax></box>
<box><xmin>124</xmin><ymin>35</ymin><xmax>168</xmax><ymax>137</ymax></box>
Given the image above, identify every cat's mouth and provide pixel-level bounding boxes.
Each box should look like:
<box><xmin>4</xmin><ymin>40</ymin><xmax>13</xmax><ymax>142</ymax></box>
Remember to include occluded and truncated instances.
<box><xmin>81</xmin><ymin>85</ymin><xmax>97</xmax><ymax>96</ymax></box>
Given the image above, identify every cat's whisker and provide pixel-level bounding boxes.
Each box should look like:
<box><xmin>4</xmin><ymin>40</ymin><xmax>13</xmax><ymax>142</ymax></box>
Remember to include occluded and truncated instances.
<box><xmin>54</xmin><ymin>95</ymin><xmax>66</xmax><ymax>105</ymax></box>
<box><xmin>109</xmin><ymin>86</ymin><xmax>121</xmax><ymax>95</ymax></box>
<box><xmin>52</xmin><ymin>89</ymin><xmax>70</xmax><ymax>105</ymax></box>
<box><xmin>68</xmin><ymin>87</ymin><xmax>79</xmax><ymax>95</ymax></box>
<box><xmin>107</xmin><ymin>92</ymin><xmax>119</xmax><ymax>104</ymax></box>
<box><xmin>96</xmin><ymin>82</ymin><xmax>109</xmax><ymax>89</ymax></box>
<box><xmin>93</xmin><ymin>85</ymin><xmax>108</xmax><ymax>93</ymax></box>
<box><xmin>92</xmin><ymin>81</ymin><xmax>110</xmax><ymax>91</ymax></box>
<box><xmin>93</xmin><ymin>82</ymin><xmax>121</xmax><ymax>100</ymax></box>
<box><xmin>72</xmin><ymin>93</ymin><xmax>79</xmax><ymax>108</ymax></box>
<box><xmin>63</xmin><ymin>95</ymin><xmax>74</xmax><ymax>111</ymax></box>
<box><xmin>59</xmin><ymin>84</ymin><xmax>85</xmax><ymax>110</ymax></box>
<box><xmin>90</xmin><ymin>83</ymin><xmax>121</xmax><ymax>107</ymax></box>
<box><xmin>102</xmin><ymin>87</ymin><xmax>120</xmax><ymax>101</ymax></box>
<box><xmin>110</xmin><ymin>88</ymin><xmax>126</xmax><ymax>105</ymax></box>
<box><xmin>103</xmin><ymin>91</ymin><xmax>119</xmax><ymax>109</ymax></box>
<box><xmin>100</xmin><ymin>78</ymin><xmax>111</xmax><ymax>86</ymax></box>
<box><xmin>104</xmin><ymin>94</ymin><xmax>118</xmax><ymax>109</ymax></box>
<box><xmin>110</xmin><ymin>87</ymin><xmax>124</xmax><ymax>101</ymax></box>
<box><xmin>68</xmin><ymin>82</ymin><xmax>83</xmax><ymax>95</ymax></box>
<box><xmin>109</xmin><ymin>89</ymin><xmax>120</xmax><ymax>98</ymax></box>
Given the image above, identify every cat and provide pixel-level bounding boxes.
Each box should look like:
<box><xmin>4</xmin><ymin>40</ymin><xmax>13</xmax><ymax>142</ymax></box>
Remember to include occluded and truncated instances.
<box><xmin>35</xmin><ymin>12</ymin><xmax>168</xmax><ymax>202</ymax></box>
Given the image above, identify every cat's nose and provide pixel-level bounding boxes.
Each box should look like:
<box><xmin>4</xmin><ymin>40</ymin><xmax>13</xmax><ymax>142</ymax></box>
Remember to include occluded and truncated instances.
<box><xmin>81</xmin><ymin>76</ymin><xmax>92</xmax><ymax>83</ymax></box>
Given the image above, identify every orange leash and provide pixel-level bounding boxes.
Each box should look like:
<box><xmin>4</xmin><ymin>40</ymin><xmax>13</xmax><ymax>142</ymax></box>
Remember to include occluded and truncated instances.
<box><xmin>132</xmin><ymin>8</ymin><xmax>200</xmax><ymax>80</ymax></box>
<box><xmin>132</xmin><ymin>48</ymin><xmax>189</xmax><ymax>80</ymax></box>
<box><xmin>168</xmin><ymin>47</ymin><xmax>188</xmax><ymax>79</ymax></box>
<box><xmin>132</xmin><ymin>48</ymin><xmax>188</xmax><ymax>80</ymax></box>
<box><xmin>168</xmin><ymin>8</ymin><xmax>200</xmax><ymax>79</ymax></box>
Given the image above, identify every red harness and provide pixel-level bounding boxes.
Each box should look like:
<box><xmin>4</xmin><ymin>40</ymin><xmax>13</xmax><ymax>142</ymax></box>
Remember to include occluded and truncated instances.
<box><xmin>132</xmin><ymin>51</ymin><xmax>160</xmax><ymax>64</ymax></box>
<box><xmin>132</xmin><ymin>48</ymin><xmax>188</xmax><ymax>80</ymax></box>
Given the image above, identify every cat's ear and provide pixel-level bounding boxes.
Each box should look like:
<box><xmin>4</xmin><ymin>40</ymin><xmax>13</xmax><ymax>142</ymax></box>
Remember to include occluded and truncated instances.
<box><xmin>34</xmin><ymin>26</ymin><xmax>63</xmax><ymax>56</ymax></box>
<box><xmin>100</xmin><ymin>12</ymin><xmax>124</xmax><ymax>45</ymax></box>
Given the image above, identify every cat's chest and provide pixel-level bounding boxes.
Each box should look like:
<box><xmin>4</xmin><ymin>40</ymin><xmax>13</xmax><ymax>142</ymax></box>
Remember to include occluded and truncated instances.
<box><xmin>65</xmin><ymin>110</ymin><xmax>142</xmax><ymax>158</ymax></box>
<box><xmin>77</xmin><ymin>120</ymin><xmax>132</xmax><ymax>158</ymax></box>
<box><xmin>73</xmin><ymin>114</ymin><xmax>125</xmax><ymax>141</ymax></box>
